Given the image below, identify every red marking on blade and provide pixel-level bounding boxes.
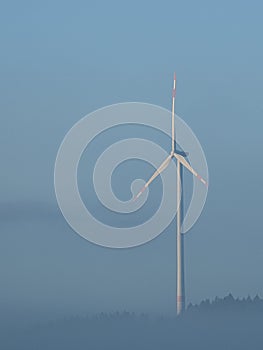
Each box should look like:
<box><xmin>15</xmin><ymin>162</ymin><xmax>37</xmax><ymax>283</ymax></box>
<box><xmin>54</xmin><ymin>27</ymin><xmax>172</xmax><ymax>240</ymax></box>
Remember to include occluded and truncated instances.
<box><xmin>141</xmin><ymin>186</ymin><xmax>146</xmax><ymax>193</ymax></box>
<box><xmin>197</xmin><ymin>174</ymin><xmax>208</xmax><ymax>186</ymax></box>
<box><xmin>133</xmin><ymin>186</ymin><xmax>146</xmax><ymax>202</ymax></box>
<box><xmin>177</xmin><ymin>296</ymin><xmax>184</xmax><ymax>302</ymax></box>
<box><xmin>133</xmin><ymin>193</ymin><xmax>141</xmax><ymax>202</ymax></box>
<box><xmin>174</xmin><ymin>72</ymin><xmax>176</xmax><ymax>81</ymax></box>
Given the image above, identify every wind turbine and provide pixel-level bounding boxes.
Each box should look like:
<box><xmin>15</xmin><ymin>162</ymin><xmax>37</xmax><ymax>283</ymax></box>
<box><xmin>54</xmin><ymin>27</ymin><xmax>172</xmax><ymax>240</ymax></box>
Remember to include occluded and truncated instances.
<box><xmin>133</xmin><ymin>73</ymin><xmax>208</xmax><ymax>315</ymax></box>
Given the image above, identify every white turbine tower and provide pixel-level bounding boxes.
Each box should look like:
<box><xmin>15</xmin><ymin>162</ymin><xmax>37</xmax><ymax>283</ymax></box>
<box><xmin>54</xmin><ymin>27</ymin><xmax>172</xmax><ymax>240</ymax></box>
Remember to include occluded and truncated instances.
<box><xmin>134</xmin><ymin>73</ymin><xmax>208</xmax><ymax>315</ymax></box>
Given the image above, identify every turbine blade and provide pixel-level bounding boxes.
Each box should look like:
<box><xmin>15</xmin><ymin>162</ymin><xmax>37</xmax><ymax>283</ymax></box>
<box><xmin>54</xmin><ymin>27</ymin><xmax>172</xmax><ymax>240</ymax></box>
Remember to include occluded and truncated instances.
<box><xmin>174</xmin><ymin>153</ymin><xmax>208</xmax><ymax>186</ymax></box>
<box><xmin>133</xmin><ymin>155</ymin><xmax>172</xmax><ymax>201</ymax></box>
<box><xmin>171</xmin><ymin>72</ymin><xmax>176</xmax><ymax>153</ymax></box>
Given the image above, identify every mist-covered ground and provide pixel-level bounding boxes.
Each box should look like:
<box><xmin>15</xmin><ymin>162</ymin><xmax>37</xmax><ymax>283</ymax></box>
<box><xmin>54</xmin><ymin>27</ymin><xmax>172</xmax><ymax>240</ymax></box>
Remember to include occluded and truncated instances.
<box><xmin>2</xmin><ymin>294</ymin><xmax>263</xmax><ymax>350</ymax></box>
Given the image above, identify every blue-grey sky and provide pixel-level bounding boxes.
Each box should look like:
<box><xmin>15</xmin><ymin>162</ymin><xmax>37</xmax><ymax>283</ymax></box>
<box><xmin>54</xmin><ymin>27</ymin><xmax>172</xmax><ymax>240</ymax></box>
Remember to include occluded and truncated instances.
<box><xmin>1</xmin><ymin>0</ymin><xmax>263</xmax><ymax>319</ymax></box>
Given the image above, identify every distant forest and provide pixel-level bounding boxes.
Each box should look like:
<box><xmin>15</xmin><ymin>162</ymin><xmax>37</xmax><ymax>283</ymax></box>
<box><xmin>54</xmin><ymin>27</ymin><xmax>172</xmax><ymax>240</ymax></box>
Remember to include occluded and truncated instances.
<box><xmin>2</xmin><ymin>294</ymin><xmax>263</xmax><ymax>350</ymax></box>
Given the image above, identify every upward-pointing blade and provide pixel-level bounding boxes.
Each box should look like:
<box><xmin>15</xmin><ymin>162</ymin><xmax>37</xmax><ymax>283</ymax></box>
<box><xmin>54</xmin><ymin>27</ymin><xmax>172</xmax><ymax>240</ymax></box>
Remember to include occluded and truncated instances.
<box><xmin>171</xmin><ymin>72</ymin><xmax>176</xmax><ymax>153</ymax></box>
<box><xmin>133</xmin><ymin>155</ymin><xmax>172</xmax><ymax>201</ymax></box>
<box><xmin>173</xmin><ymin>153</ymin><xmax>208</xmax><ymax>186</ymax></box>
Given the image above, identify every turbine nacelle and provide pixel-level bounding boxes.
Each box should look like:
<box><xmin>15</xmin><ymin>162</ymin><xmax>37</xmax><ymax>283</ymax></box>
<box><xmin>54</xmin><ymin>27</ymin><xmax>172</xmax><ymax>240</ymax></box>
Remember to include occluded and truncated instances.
<box><xmin>173</xmin><ymin>149</ymin><xmax>188</xmax><ymax>158</ymax></box>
